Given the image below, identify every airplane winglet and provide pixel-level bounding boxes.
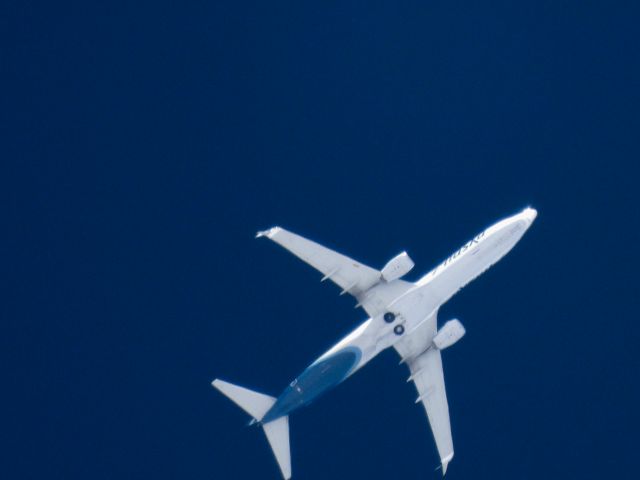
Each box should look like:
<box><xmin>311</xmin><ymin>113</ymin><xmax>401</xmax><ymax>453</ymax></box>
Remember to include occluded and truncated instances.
<box><xmin>256</xmin><ymin>227</ymin><xmax>281</xmax><ymax>239</ymax></box>
<box><xmin>441</xmin><ymin>453</ymin><xmax>454</xmax><ymax>475</ymax></box>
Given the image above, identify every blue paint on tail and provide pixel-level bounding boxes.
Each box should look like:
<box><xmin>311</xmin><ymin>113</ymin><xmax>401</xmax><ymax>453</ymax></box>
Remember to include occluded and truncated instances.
<box><xmin>262</xmin><ymin>347</ymin><xmax>362</xmax><ymax>423</ymax></box>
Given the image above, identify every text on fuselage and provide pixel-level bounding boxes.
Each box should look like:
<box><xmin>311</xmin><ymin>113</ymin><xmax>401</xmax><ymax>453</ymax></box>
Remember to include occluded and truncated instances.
<box><xmin>432</xmin><ymin>231</ymin><xmax>485</xmax><ymax>275</ymax></box>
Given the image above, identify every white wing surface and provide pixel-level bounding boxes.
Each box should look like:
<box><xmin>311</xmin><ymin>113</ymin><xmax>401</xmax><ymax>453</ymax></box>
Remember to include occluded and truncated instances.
<box><xmin>256</xmin><ymin>227</ymin><xmax>413</xmax><ymax>317</ymax></box>
<box><xmin>394</xmin><ymin>314</ymin><xmax>454</xmax><ymax>475</ymax></box>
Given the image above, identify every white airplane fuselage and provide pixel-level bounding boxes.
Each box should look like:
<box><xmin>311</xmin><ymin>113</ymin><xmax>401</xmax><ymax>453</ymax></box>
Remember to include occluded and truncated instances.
<box><xmin>261</xmin><ymin>208</ymin><xmax>537</xmax><ymax>424</ymax></box>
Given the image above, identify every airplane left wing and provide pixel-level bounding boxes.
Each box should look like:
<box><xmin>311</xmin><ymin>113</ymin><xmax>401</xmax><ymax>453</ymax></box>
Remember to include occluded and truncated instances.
<box><xmin>256</xmin><ymin>227</ymin><xmax>413</xmax><ymax>318</ymax></box>
<box><xmin>394</xmin><ymin>313</ymin><xmax>454</xmax><ymax>475</ymax></box>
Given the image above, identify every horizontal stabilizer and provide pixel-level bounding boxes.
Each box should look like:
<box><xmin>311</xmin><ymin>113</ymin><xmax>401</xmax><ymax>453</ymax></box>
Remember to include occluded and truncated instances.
<box><xmin>212</xmin><ymin>379</ymin><xmax>275</xmax><ymax>421</ymax></box>
<box><xmin>263</xmin><ymin>416</ymin><xmax>291</xmax><ymax>479</ymax></box>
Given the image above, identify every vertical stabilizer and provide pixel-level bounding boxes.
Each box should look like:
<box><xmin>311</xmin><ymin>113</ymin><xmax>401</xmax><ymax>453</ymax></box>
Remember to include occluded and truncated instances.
<box><xmin>263</xmin><ymin>416</ymin><xmax>291</xmax><ymax>479</ymax></box>
<box><xmin>211</xmin><ymin>379</ymin><xmax>275</xmax><ymax>421</ymax></box>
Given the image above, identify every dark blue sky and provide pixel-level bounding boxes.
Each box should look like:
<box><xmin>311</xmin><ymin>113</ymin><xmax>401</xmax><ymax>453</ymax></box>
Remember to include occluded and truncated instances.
<box><xmin>3</xmin><ymin>1</ymin><xmax>639</xmax><ymax>479</ymax></box>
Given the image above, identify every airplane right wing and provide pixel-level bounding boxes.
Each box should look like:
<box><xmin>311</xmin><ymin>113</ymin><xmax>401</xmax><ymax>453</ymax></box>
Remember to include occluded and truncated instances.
<box><xmin>256</xmin><ymin>226</ymin><xmax>413</xmax><ymax>318</ymax></box>
<box><xmin>394</xmin><ymin>313</ymin><xmax>454</xmax><ymax>475</ymax></box>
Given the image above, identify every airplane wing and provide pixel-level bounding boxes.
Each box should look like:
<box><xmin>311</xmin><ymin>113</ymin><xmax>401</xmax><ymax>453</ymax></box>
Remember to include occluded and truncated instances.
<box><xmin>256</xmin><ymin>227</ymin><xmax>413</xmax><ymax>318</ymax></box>
<box><xmin>394</xmin><ymin>313</ymin><xmax>454</xmax><ymax>475</ymax></box>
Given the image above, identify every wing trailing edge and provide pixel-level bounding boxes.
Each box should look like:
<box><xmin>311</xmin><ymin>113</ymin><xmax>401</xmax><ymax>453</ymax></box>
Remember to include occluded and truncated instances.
<box><xmin>394</xmin><ymin>313</ymin><xmax>455</xmax><ymax>475</ymax></box>
<box><xmin>256</xmin><ymin>226</ymin><xmax>414</xmax><ymax>317</ymax></box>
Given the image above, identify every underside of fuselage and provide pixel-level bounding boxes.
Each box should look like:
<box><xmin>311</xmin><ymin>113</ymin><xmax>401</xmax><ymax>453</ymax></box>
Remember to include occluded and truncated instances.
<box><xmin>213</xmin><ymin>207</ymin><xmax>538</xmax><ymax>479</ymax></box>
<box><xmin>261</xmin><ymin>346</ymin><xmax>362</xmax><ymax>423</ymax></box>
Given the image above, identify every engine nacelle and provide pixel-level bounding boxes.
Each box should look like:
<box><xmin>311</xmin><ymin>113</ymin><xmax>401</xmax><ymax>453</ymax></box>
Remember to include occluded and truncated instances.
<box><xmin>381</xmin><ymin>251</ymin><xmax>414</xmax><ymax>282</ymax></box>
<box><xmin>433</xmin><ymin>319</ymin><xmax>466</xmax><ymax>350</ymax></box>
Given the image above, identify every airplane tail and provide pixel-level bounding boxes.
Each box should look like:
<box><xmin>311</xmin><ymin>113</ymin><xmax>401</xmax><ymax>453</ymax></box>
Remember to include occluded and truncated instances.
<box><xmin>212</xmin><ymin>379</ymin><xmax>292</xmax><ymax>479</ymax></box>
<box><xmin>262</xmin><ymin>415</ymin><xmax>291</xmax><ymax>479</ymax></box>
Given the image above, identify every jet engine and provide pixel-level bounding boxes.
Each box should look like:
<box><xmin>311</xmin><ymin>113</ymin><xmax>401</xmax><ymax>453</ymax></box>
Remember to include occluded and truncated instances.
<box><xmin>381</xmin><ymin>252</ymin><xmax>414</xmax><ymax>282</ymax></box>
<box><xmin>432</xmin><ymin>319</ymin><xmax>466</xmax><ymax>350</ymax></box>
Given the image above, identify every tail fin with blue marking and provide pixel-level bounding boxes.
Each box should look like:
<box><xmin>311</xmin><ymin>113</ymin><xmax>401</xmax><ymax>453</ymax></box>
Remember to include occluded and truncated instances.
<box><xmin>212</xmin><ymin>379</ymin><xmax>292</xmax><ymax>479</ymax></box>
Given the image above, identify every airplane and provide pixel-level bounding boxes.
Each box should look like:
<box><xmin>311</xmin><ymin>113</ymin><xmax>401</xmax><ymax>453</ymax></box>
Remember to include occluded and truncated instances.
<box><xmin>212</xmin><ymin>207</ymin><xmax>537</xmax><ymax>479</ymax></box>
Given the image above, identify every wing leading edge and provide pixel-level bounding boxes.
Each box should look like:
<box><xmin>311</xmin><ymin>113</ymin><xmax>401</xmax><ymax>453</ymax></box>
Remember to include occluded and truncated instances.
<box><xmin>394</xmin><ymin>313</ymin><xmax>454</xmax><ymax>475</ymax></box>
<box><xmin>258</xmin><ymin>227</ymin><xmax>454</xmax><ymax>472</ymax></box>
<box><xmin>256</xmin><ymin>227</ymin><xmax>413</xmax><ymax>317</ymax></box>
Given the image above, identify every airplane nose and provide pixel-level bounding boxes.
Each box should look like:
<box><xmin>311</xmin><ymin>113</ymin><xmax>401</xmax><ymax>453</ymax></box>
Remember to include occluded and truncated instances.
<box><xmin>522</xmin><ymin>207</ymin><xmax>538</xmax><ymax>224</ymax></box>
